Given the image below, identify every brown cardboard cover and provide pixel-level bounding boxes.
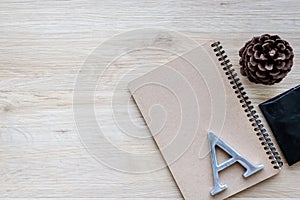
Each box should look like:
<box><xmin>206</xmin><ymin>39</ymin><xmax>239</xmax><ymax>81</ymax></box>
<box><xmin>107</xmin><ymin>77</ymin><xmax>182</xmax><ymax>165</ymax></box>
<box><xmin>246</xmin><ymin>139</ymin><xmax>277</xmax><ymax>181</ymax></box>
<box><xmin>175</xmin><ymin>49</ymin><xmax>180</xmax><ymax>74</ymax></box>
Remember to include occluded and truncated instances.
<box><xmin>128</xmin><ymin>41</ymin><xmax>280</xmax><ymax>200</ymax></box>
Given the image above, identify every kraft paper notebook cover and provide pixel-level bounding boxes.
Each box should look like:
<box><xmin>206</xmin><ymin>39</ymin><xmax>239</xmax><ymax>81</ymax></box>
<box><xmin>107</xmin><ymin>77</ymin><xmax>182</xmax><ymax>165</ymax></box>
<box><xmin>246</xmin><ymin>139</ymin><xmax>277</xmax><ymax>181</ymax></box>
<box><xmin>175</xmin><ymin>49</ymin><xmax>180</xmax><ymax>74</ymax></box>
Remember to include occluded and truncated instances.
<box><xmin>128</xmin><ymin>41</ymin><xmax>282</xmax><ymax>200</ymax></box>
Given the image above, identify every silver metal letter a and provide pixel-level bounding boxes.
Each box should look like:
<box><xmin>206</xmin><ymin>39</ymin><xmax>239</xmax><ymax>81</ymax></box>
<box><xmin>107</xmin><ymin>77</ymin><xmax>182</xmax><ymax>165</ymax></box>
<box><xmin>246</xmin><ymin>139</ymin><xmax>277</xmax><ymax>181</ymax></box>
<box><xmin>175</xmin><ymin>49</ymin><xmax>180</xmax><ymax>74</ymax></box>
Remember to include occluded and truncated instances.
<box><xmin>208</xmin><ymin>131</ymin><xmax>264</xmax><ymax>196</ymax></box>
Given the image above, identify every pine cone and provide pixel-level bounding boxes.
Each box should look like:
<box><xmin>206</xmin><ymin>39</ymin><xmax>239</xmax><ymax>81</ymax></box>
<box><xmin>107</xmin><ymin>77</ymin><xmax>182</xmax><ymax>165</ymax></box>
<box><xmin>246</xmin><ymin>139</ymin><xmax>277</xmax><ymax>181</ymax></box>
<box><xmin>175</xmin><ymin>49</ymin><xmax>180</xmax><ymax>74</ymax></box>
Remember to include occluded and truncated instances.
<box><xmin>239</xmin><ymin>34</ymin><xmax>294</xmax><ymax>85</ymax></box>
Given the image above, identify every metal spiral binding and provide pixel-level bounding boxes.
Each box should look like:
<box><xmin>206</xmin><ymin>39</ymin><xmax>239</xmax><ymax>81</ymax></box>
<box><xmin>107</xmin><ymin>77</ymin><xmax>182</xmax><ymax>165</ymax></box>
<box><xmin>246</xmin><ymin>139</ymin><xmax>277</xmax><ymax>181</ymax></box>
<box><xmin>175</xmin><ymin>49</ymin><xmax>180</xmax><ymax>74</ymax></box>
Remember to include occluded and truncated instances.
<box><xmin>211</xmin><ymin>41</ymin><xmax>283</xmax><ymax>169</ymax></box>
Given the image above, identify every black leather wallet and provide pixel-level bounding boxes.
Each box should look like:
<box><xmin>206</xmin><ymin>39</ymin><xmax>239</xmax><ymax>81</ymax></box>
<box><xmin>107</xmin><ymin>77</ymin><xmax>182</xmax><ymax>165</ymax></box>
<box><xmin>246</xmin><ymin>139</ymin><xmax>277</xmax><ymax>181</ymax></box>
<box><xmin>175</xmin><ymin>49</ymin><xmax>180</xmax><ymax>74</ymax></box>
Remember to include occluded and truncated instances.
<box><xmin>259</xmin><ymin>85</ymin><xmax>300</xmax><ymax>166</ymax></box>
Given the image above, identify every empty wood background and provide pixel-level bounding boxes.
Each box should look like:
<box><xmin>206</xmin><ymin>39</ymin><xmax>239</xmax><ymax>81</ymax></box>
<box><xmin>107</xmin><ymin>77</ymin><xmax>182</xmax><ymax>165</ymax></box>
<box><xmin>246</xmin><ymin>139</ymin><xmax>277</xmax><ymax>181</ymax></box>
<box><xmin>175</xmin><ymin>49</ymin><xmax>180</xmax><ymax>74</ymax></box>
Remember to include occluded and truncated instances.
<box><xmin>0</xmin><ymin>0</ymin><xmax>299</xmax><ymax>199</ymax></box>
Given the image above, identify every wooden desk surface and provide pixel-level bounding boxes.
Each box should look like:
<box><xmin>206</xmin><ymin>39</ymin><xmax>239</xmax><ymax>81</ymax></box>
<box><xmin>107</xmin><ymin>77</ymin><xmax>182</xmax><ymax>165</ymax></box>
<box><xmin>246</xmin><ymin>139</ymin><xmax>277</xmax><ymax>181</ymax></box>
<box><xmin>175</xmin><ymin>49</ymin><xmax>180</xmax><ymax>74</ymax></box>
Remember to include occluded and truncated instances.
<box><xmin>0</xmin><ymin>0</ymin><xmax>299</xmax><ymax>199</ymax></box>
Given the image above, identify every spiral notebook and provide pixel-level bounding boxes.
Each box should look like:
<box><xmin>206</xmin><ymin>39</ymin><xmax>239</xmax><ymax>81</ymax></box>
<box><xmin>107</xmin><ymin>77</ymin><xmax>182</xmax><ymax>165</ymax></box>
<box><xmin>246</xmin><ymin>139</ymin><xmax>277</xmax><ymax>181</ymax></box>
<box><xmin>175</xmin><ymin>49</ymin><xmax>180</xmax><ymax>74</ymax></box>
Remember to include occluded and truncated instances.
<box><xmin>128</xmin><ymin>41</ymin><xmax>282</xmax><ymax>200</ymax></box>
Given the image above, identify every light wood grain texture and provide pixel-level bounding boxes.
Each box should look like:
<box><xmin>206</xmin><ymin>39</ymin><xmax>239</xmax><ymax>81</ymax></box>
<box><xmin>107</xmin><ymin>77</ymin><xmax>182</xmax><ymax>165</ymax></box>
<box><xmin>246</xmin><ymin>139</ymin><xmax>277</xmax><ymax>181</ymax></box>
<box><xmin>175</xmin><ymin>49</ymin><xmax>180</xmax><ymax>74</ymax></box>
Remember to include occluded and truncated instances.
<box><xmin>0</xmin><ymin>0</ymin><xmax>299</xmax><ymax>199</ymax></box>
